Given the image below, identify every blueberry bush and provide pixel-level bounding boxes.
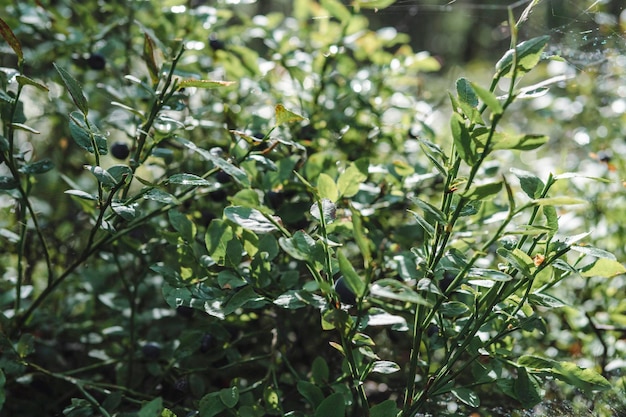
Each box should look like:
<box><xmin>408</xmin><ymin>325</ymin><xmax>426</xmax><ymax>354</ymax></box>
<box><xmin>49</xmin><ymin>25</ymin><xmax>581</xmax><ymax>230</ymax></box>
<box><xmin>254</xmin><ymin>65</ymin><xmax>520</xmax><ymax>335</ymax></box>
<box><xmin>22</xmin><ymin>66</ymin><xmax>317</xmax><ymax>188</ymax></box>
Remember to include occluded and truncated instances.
<box><xmin>1</xmin><ymin>1</ymin><xmax>625</xmax><ymax>416</ymax></box>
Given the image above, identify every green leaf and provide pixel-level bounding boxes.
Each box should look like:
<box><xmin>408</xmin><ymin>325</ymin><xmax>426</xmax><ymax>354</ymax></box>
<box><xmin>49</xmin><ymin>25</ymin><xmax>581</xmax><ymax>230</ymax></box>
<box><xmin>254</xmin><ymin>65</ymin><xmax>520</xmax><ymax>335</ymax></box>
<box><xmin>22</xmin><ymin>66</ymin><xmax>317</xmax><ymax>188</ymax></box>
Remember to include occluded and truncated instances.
<box><xmin>224</xmin><ymin>206</ymin><xmax>277</xmax><ymax>233</ymax></box>
<box><xmin>275</xmin><ymin>104</ymin><xmax>307</xmax><ymax>126</ymax></box>
<box><xmin>65</xmin><ymin>189</ymin><xmax>98</xmax><ymax>201</ymax></box>
<box><xmin>138</xmin><ymin>397</ymin><xmax>163</xmax><ymax>417</ymax></box>
<box><xmin>471</xmin><ymin>82</ymin><xmax>502</xmax><ymax>115</ymax></box>
<box><xmin>167</xmin><ymin>173</ymin><xmax>210</xmax><ymax>186</ymax></box>
<box><xmin>143</xmin><ymin>32</ymin><xmax>160</xmax><ymax>86</ymax></box>
<box><xmin>314</xmin><ymin>393</ymin><xmax>345</xmax><ymax>417</ymax></box>
<box><xmin>0</xmin><ymin>175</ymin><xmax>20</xmax><ymax>190</ymax></box>
<box><xmin>412</xmin><ymin>197</ymin><xmax>447</xmax><ymax>224</ymax></box>
<box><xmin>312</xmin><ymin>356</ymin><xmax>329</xmax><ymax>385</ymax></box>
<box><xmin>199</xmin><ymin>393</ymin><xmax>226</xmax><ymax>417</ymax></box>
<box><xmin>68</xmin><ymin>112</ymin><xmax>107</xmax><ymax>155</ymax></box>
<box><xmin>510</xmin><ymin>168</ymin><xmax>544</xmax><ymax>198</ymax></box>
<box><xmin>143</xmin><ymin>189</ymin><xmax>180</xmax><ymax>205</ymax></box>
<box><xmin>0</xmin><ymin>368</ymin><xmax>5</xmax><ymax>411</ymax></box>
<box><xmin>514</xmin><ymin>367</ymin><xmax>542</xmax><ymax>408</ymax></box>
<box><xmin>168</xmin><ymin>210</ymin><xmax>195</xmax><ymax>243</ymax></box>
<box><xmin>365</xmin><ymin>308</ymin><xmax>407</xmax><ymax>326</ymax></box>
<box><xmin>497</xmin><ymin>247</ymin><xmax>534</xmax><ymax>276</ymax></box>
<box><xmin>317</xmin><ymin>173</ymin><xmax>338</xmax><ymax>202</ymax></box>
<box><xmin>580</xmin><ymin>258</ymin><xmax>626</xmax><ymax>278</ymax></box>
<box><xmin>178</xmin><ymin>79</ymin><xmax>236</xmax><ymax>89</ymax></box>
<box><xmin>54</xmin><ymin>63</ymin><xmax>89</xmax><ymax>116</ymax></box>
<box><xmin>518</xmin><ymin>355</ymin><xmax>611</xmax><ymax>393</ymax></box>
<box><xmin>219</xmin><ymin>386</ymin><xmax>239</xmax><ymax>408</ymax></box>
<box><xmin>17</xmin><ymin>159</ymin><xmax>54</xmax><ymax>175</ymax></box>
<box><xmin>350</xmin><ymin>205</ymin><xmax>372</xmax><ymax>268</ymax></box>
<box><xmin>17</xmin><ymin>333</ymin><xmax>34</xmax><ymax>358</ymax></box>
<box><xmin>531</xmin><ymin>196</ymin><xmax>587</xmax><ymax>206</ymax></box>
<box><xmin>451</xmin><ymin>387</ymin><xmax>480</xmax><ymax>407</ymax></box>
<box><xmin>0</xmin><ymin>17</ymin><xmax>23</xmax><ymax>64</ymax></box>
<box><xmin>450</xmin><ymin>112</ymin><xmax>476</xmax><ymax>164</ymax></box>
<box><xmin>310</xmin><ymin>198</ymin><xmax>336</xmax><ymax>224</ymax></box>
<box><xmin>353</xmin><ymin>0</ymin><xmax>396</xmax><ymax>10</ymax></box>
<box><xmin>206</xmin><ymin>220</ymin><xmax>235</xmax><ymax>266</ymax></box>
<box><xmin>175</xmin><ymin>137</ymin><xmax>250</xmax><ymax>187</ymax></box>
<box><xmin>297</xmin><ymin>380</ymin><xmax>324</xmax><ymax>408</ymax></box>
<box><xmin>223</xmin><ymin>286</ymin><xmax>263</xmax><ymax>315</ymax></box>
<box><xmin>481</xmin><ymin>132</ymin><xmax>548</xmax><ymax>151</ymax></box>
<box><xmin>570</xmin><ymin>245</ymin><xmax>616</xmax><ymax>260</ymax></box>
<box><xmin>371</xmin><ymin>360</ymin><xmax>400</xmax><ymax>374</ymax></box>
<box><xmin>337</xmin><ymin>249</ymin><xmax>366</xmax><ymax>297</ymax></box>
<box><xmin>15</xmin><ymin>75</ymin><xmax>48</xmax><ymax>92</ymax></box>
<box><xmin>320</xmin><ymin>0</ymin><xmax>352</xmax><ymax>22</ymax></box>
<box><xmin>409</xmin><ymin>210</ymin><xmax>435</xmax><ymax>238</ymax></box>
<box><xmin>11</xmin><ymin>123</ymin><xmax>39</xmax><ymax>134</ymax></box>
<box><xmin>461</xmin><ymin>181</ymin><xmax>502</xmax><ymax>201</ymax></box>
<box><xmin>456</xmin><ymin>77</ymin><xmax>478</xmax><ymax>107</ymax></box>
<box><xmin>85</xmin><ymin>165</ymin><xmax>116</xmax><ymax>187</ymax></box>
<box><xmin>337</xmin><ymin>161</ymin><xmax>368</xmax><ymax>198</ymax></box>
<box><xmin>370</xmin><ymin>279</ymin><xmax>431</xmax><ymax>306</ymax></box>
<box><xmin>495</xmin><ymin>35</ymin><xmax>550</xmax><ymax>78</ymax></box>
<box><xmin>370</xmin><ymin>400</ymin><xmax>400</xmax><ymax>417</ymax></box>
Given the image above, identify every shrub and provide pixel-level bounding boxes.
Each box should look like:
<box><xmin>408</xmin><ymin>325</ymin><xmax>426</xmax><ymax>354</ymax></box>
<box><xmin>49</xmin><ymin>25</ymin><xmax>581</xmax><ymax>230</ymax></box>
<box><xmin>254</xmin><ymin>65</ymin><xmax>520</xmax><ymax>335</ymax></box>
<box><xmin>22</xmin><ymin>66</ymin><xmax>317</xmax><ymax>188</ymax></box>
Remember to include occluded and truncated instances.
<box><xmin>1</xmin><ymin>1</ymin><xmax>624</xmax><ymax>416</ymax></box>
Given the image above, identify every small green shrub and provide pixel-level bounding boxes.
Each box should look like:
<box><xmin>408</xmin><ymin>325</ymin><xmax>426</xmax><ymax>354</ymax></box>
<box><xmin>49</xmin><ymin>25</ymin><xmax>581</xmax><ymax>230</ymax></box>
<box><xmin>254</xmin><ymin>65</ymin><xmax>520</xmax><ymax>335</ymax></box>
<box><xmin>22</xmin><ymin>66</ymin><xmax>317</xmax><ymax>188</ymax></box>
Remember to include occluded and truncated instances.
<box><xmin>0</xmin><ymin>1</ymin><xmax>624</xmax><ymax>416</ymax></box>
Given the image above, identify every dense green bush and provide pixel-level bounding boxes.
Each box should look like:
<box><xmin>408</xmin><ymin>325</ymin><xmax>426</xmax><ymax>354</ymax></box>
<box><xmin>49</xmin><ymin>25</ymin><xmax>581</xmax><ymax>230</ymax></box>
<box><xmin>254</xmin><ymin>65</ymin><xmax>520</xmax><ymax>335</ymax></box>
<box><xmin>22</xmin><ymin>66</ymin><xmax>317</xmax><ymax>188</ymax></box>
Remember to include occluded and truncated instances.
<box><xmin>1</xmin><ymin>1</ymin><xmax>625</xmax><ymax>416</ymax></box>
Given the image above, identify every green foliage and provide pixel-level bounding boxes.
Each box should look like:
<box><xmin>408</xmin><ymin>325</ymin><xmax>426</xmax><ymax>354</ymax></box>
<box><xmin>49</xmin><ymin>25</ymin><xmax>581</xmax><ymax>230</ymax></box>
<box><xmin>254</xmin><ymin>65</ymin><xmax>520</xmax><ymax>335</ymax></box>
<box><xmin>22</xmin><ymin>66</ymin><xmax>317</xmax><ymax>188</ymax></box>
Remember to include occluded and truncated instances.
<box><xmin>0</xmin><ymin>1</ymin><xmax>624</xmax><ymax>417</ymax></box>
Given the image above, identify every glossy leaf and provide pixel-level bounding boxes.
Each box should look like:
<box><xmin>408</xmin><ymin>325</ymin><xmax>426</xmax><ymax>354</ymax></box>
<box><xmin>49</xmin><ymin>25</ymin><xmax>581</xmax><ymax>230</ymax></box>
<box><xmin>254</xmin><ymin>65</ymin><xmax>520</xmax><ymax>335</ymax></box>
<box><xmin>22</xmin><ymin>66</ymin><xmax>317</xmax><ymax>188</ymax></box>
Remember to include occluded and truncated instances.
<box><xmin>178</xmin><ymin>79</ymin><xmax>236</xmax><ymax>89</ymax></box>
<box><xmin>167</xmin><ymin>173</ymin><xmax>211</xmax><ymax>186</ymax></box>
<box><xmin>371</xmin><ymin>360</ymin><xmax>400</xmax><ymax>374</ymax></box>
<box><xmin>224</xmin><ymin>206</ymin><xmax>277</xmax><ymax>233</ymax></box>
<box><xmin>219</xmin><ymin>386</ymin><xmax>239</xmax><ymax>408</ymax></box>
<box><xmin>54</xmin><ymin>63</ymin><xmax>89</xmax><ymax>116</ymax></box>
<box><xmin>18</xmin><ymin>159</ymin><xmax>54</xmax><ymax>175</ymax></box>
<box><xmin>461</xmin><ymin>181</ymin><xmax>502</xmax><ymax>201</ymax></box>
<box><xmin>297</xmin><ymin>381</ymin><xmax>324</xmax><ymax>408</ymax></box>
<box><xmin>495</xmin><ymin>35</ymin><xmax>550</xmax><ymax>78</ymax></box>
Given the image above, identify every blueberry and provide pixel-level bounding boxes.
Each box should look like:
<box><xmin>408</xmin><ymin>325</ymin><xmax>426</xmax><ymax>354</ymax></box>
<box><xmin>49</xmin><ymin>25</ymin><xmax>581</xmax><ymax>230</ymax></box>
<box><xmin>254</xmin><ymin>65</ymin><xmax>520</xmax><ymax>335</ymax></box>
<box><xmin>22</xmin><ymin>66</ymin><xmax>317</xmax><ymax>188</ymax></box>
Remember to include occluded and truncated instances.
<box><xmin>427</xmin><ymin>323</ymin><xmax>439</xmax><ymax>337</ymax></box>
<box><xmin>267</xmin><ymin>190</ymin><xmax>285</xmax><ymax>209</ymax></box>
<box><xmin>215</xmin><ymin>170</ymin><xmax>231</xmax><ymax>184</ymax></box>
<box><xmin>141</xmin><ymin>342</ymin><xmax>161</xmax><ymax>359</ymax></box>
<box><xmin>87</xmin><ymin>53</ymin><xmax>106</xmax><ymax>70</ymax></box>
<box><xmin>176</xmin><ymin>305</ymin><xmax>194</xmax><ymax>319</ymax></box>
<box><xmin>209</xmin><ymin>35</ymin><xmax>225</xmax><ymax>51</ymax></box>
<box><xmin>200</xmin><ymin>333</ymin><xmax>215</xmax><ymax>353</ymax></box>
<box><xmin>597</xmin><ymin>150</ymin><xmax>612</xmax><ymax>163</ymax></box>
<box><xmin>334</xmin><ymin>276</ymin><xmax>356</xmax><ymax>305</ymax></box>
<box><xmin>110</xmin><ymin>142</ymin><xmax>130</xmax><ymax>160</ymax></box>
<box><xmin>439</xmin><ymin>272</ymin><xmax>455</xmax><ymax>292</ymax></box>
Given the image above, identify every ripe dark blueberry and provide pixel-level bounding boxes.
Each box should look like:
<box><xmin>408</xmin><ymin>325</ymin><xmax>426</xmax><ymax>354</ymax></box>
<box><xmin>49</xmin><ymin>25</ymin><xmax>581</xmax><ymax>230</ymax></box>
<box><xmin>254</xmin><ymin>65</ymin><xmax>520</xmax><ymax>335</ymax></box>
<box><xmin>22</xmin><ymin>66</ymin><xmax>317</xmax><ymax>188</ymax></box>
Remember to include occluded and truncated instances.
<box><xmin>215</xmin><ymin>170</ymin><xmax>231</xmax><ymax>184</ymax></box>
<box><xmin>427</xmin><ymin>323</ymin><xmax>439</xmax><ymax>337</ymax></box>
<box><xmin>87</xmin><ymin>53</ymin><xmax>106</xmax><ymax>70</ymax></box>
<box><xmin>174</xmin><ymin>377</ymin><xmax>189</xmax><ymax>392</ymax></box>
<box><xmin>439</xmin><ymin>272</ymin><xmax>455</xmax><ymax>292</ymax></box>
<box><xmin>200</xmin><ymin>333</ymin><xmax>215</xmax><ymax>353</ymax></box>
<box><xmin>110</xmin><ymin>142</ymin><xmax>130</xmax><ymax>160</ymax></box>
<box><xmin>141</xmin><ymin>342</ymin><xmax>161</xmax><ymax>359</ymax></box>
<box><xmin>267</xmin><ymin>190</ymin><xmax>285</xmax><ymax>209</ymax></box>
<box><xmin>209</xmin><ymin>188</ymin><xmax>228</xmax><ymax>202</ymax></box>
<box><xmin>334</xmin><ymin>276</ymin><xmax>356</xmax><ymax>305</ymax></box>
<box><xmin>176</xmin><ymin>305</ymin><xmax>194</xmax><ymax>319</ymax></box>
<box><xmin>597</xmin><ymin>150</ymin><xmax>612</xmax><ymax>163</ymax></box>
<box><xmin>209</xmin><ymin>35</ymin><xmax>225</xmax><ymax>51</ymax></box>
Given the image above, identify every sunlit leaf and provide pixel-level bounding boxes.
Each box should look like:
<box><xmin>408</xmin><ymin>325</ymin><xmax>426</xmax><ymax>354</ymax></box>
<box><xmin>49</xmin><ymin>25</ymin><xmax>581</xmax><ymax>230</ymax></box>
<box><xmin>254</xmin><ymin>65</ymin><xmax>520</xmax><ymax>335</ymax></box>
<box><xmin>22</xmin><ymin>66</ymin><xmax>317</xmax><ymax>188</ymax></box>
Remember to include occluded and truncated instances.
<box><xmin>178</xmin><ymin>79</ymin><xmax>236</xmax><ymax>89</ymax></box>
<box><xmin>275</xmin><ymin>104</ymin><xmax>307</xmax><ymax>126</ymax></box>
<box><xmin>579</xmin><ymin>258</ymin><xmax>626</xmax><ymax>278</ymax></box>
<box><xmin>224</xmin><ymin>206</ymin><xmax>277</xmax><ymax>233</ymax></box>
